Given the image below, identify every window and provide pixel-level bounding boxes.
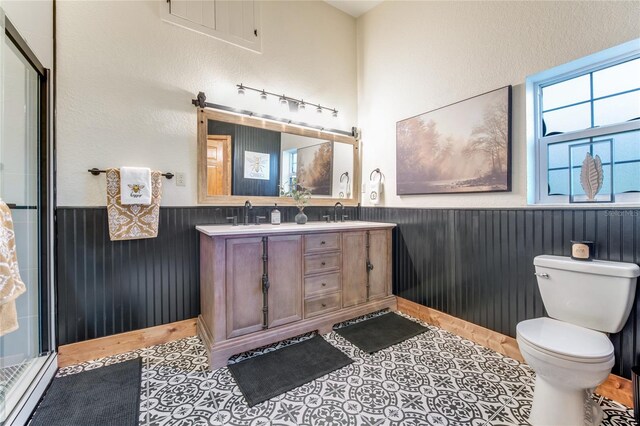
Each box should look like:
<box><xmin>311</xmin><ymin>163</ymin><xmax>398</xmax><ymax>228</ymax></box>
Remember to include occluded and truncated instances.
<box><xmin>527</xmin><ymin>40</ymin><xmax>640</xmax><ymax>205</ymax></box>
<box><xmin>161</xmin><ymin>0</ymin><xmax>261</xmax><ymax>53</ymax></box>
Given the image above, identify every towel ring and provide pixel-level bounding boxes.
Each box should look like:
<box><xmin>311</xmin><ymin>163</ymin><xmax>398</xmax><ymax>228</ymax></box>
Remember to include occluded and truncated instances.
<box><xmin>340</xmin><ymin>172</ymin><xmax>350</xmax><ymax>184</ymax></box>
<box><xmin>88</xmin><ymin>168</ymin><xmax>174</xmax><ymax>179</ymax></box>
<box><xmin>369</xmin><ymin>168</ymin><xmax>383</xmax><ymax>182</ymax></box>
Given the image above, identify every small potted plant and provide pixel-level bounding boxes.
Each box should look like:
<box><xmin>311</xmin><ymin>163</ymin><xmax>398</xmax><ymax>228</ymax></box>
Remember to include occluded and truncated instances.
<box><xmin>281</xmin><ymin>178</ymin><xmax>311</xmax><ymax>224</ymax></box>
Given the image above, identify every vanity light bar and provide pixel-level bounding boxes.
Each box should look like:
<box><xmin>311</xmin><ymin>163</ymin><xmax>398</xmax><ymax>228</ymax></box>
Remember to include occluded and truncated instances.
<box><xmin>237</xmin><ymin>83</ymin><xmax>339</xmax><ymax>117</ymax></box>
<box><xmin>192</xmin><ymin>92</ymin><xmax>356</xmax><ymax>137</ymax></box>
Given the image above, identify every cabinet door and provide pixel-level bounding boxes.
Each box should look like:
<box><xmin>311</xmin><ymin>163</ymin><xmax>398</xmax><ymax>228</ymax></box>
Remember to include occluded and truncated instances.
<box><xmin>226</xmin><ymin>237</ymin><xmax>264</xmax><ymax>338</ymax></box>
<box><xmin>268</xmin><ymin>235</ymin><xmax>303</xmax><ymax>328</ymax></box>
<box><xmin>342</xmin><ymin>231</ymin><xmax>367</xmax><ymax>308</ymax></box>
<box><xmin>368</xmin><ymin>230</ymin><xmax>390</xmax><ymax>301</ymax></box>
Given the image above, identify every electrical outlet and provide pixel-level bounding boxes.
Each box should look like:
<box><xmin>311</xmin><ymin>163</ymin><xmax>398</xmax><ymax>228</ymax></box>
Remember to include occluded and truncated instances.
<box><xmin>176</xmin><ymin>172</ymin><xmax>186</xmax><ymax>187</ymax></box>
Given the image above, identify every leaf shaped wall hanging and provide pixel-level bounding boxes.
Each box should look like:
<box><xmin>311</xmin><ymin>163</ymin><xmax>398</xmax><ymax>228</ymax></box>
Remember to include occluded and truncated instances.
<box><xmin>580</xmin><ymin>152</ymin><xmax>604</xmax><ymax>201</ymax></box>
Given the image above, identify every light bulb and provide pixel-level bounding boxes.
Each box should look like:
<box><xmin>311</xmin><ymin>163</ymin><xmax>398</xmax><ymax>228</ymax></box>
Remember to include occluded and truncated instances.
<box><xmin>332</xmin><ymin>109</ymin><xmax>338</xmax><ymax>117</ymax></box>
<box><xmin>299</xmin><ymin>101</ymin><xmax>306</xmax><ymax>110</ymax></box>
<box><xmin>237</xmin><ymin>84</ymin><xmax>245</xmax><ymax>95</ymax></box>
<box><xmin>260</xmin><ymin>90</ymin><xmax>267</xmax><ymax>100</ymax></box>
<box><xmin>316</xmin><ymin>105</ymin><xmax>322</xmax><ymax>114</ymax></box>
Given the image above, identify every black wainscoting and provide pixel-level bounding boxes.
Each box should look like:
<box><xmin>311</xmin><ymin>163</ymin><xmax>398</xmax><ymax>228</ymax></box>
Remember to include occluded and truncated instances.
<box><xmin>55</xmin><ymin>205</ymin><xmax>359</xmax><ymax>346</ymax></box>
<box><xmin>361</xmin><ymin>207</ymin><xmax>640</xmax><ymax>379</ymax></box>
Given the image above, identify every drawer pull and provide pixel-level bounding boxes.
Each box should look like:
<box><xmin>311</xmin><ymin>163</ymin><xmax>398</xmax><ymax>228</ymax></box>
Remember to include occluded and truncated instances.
<box><xmin>321</xmin><ymin>282</ymin><xmax>326</xmax><ymax>287</ymax></box>
<box><xmin>321</xmin><ymin>241</ymin><xmax>326</xmax><ymax>245</ymax></box>
<box><xmin>321</xmin><ymin>303</ymin><xmax>327</xmax><ymax>308</ymax></box>
<box><xmin>321</xmin><ymin>261</ymin><xmax>326</xmax><ymax>266</ymax></box>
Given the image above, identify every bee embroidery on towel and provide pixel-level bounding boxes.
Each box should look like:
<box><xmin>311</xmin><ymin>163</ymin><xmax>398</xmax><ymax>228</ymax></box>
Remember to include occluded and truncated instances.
<box><xmin>128</xmin><ymin>184</ymin><xmax>145</xmax><ymax>198</ymax></box>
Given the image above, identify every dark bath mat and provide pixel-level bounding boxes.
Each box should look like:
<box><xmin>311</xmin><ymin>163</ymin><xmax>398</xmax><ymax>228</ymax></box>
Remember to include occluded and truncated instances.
<box><xmin>228</xmin><ymin>335</ymin><xmax>353</xmax><ymax>407</ymax></box>
<box><xmin>30</xmin><ymin>358</ymin><xmax>141</xmax><ymax>426</ymax></box>
<box><xmin>336</xmin><ymin>312</ymin><xmax>429</xmax><ymax>353</ymax></box>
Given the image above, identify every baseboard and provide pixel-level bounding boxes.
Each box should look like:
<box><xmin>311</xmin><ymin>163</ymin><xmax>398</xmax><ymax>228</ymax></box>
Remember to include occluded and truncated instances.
<box><xmin>397</xmin><ymin>297</ymin><xmax>634</xmax><ymax>408</ymax></box>
<box><xmin>57</xmin><ymin>318</ymin><xmax>197</xmax><ymax>368</ymax></box>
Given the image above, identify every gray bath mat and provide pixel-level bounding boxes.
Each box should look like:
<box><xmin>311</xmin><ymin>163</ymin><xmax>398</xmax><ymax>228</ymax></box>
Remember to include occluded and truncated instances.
<box><xmin>30</xmin><ymin>358</ymin><xmax>141</xmax><ymax>426</ymax></box>
<box><xmin>336</xmin><ymin>312</ymin><xmax>429</xmax><ymax>353</ymax></box>
<box><xmin>228</xmin><ymin>335</ymin><xmax>353</xmax><ymax>407</ymax></box>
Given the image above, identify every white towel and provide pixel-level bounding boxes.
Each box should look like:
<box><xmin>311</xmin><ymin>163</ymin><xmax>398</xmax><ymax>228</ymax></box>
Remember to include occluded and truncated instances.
<box><xmin>120</xmin><ymin>167</ymin><xmax>152</xmax><ymax>205</ymax></box>
<box><xmin>338</xmin><ymin>180</ymin><xmax>350</xmax><ymax>199</ymax></box>
<box><xmin>368</xmin><ymin>180</ymin><xmax>382</xmax><ymax>205</ymax></box>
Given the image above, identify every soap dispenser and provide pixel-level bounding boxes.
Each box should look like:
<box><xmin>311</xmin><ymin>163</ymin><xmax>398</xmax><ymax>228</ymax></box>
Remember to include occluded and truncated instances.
<box><xmin>271</xmin><ymin>203</ymin><xmax>281</xmax><ymax>225</ymax></box>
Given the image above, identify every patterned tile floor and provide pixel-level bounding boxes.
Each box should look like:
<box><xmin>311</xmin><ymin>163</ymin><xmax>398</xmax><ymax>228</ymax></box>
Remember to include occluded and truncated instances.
<box><xmin>57</xmin><ymin>312</ymin><xmax>635</xmax><ymax>425</ymax></box>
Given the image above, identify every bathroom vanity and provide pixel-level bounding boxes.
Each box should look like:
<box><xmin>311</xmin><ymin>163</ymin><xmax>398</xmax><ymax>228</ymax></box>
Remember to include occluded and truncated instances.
<box><xmin>197</xmin><ymin>221</ymin><xmax>397</xmax><ymax>368</ymax></box>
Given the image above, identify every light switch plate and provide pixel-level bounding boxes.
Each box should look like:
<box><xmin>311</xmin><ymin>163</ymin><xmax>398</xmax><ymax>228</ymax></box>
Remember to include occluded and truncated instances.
<box><xmin>176</xmin><ymin>172</ymin><xmax>186</xmax><ymax>187</ymax></box>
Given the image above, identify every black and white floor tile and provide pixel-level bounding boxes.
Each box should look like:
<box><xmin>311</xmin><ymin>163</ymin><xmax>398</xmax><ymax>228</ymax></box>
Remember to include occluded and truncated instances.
<box><xmin>57</xmin><ymin>312</ymin><xmax>636</xmax><ymax>425</ymax></box>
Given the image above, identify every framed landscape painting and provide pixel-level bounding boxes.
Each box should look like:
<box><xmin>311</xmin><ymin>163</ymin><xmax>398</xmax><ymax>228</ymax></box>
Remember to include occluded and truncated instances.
<box><xmin>297</xmin><ymin>141</ymin><xmax>333</xmax><ymax>196</ymax></box>
<box><xmin>396</xmin><ymin>86</ymin><xmax>512</xmax><ymax>195</ymax></box>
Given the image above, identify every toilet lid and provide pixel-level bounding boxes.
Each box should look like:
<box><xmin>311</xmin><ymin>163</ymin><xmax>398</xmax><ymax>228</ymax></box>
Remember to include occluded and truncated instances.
<box><xmin>517</xmin><ymin>318</ymin><xmax>614</xmax><ymax>360</ymax></box>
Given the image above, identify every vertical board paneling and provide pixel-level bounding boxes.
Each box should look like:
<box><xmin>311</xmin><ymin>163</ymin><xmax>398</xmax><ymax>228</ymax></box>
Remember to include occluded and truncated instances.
<box><xmin>361</xmin><ymin>207</ymin><xmax>640</xmax><ymax>380</ymax></box>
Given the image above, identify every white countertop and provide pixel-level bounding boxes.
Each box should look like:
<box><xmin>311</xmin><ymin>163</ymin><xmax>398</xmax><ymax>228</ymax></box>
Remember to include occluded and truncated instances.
<box><xmin>196</xmin><ymin>220</ymin><xmax>396</xmax><ymax>237</ymax></box>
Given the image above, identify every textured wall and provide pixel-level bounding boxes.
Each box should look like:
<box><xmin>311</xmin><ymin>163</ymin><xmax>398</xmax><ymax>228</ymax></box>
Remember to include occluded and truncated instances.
<box><xmin>356</xmin><ymin>1</ymin><xmax>640</xmax><ymax>207</ymax></box>
<box><xmin>361</xmin><ymin>206</ymin><xmax>640</xmax><ymax>379</ymax></box>
<box><xmin>56</xmin><ymin>0</ymin><xmax>357</xmax><ymax>207</ymax></box>
<box><xmin>55</xmin><ymin>205</ymin><xmax>359</xmax><ymax>346</ymax></box>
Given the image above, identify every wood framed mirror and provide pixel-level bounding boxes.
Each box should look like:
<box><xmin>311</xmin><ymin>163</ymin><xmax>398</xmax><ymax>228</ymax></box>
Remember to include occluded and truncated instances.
<box><xmin>197</xmin><ymin>108</ymin><xmax>361</xmax><ymax>206</ymax></box>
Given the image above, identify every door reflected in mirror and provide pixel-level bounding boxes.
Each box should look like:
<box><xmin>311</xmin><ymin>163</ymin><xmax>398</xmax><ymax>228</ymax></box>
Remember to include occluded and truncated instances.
<box><xmin>206</xmin><ymin>135</ymin><xmax>231</xmax><ymax>196</ymax></box>
<box><xmin>204</xmin><ymin>117</ymin><xmax>355</xmax><ymax>200</ymax></box>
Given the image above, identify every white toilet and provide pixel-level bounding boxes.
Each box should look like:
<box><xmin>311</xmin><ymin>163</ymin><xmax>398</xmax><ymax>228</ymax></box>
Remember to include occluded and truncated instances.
<box><xmin>516</xmin><ymin>255</ymin><xmax>640</xmax><ymax>426</ymax></box>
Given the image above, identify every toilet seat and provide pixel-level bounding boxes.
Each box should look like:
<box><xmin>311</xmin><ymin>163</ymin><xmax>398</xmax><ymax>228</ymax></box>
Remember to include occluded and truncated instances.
<box><xmin>517</xmin><ymin>317</ymin><xmax>614</xmax><ymax>363</ymax></box>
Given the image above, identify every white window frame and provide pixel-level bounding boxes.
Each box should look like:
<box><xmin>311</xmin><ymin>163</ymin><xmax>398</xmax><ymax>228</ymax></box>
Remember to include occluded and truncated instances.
<box><xmin>526</xmin><ymin>38</ymin><xmax>640</xmax><ymax>206</ymax></box>
<box><xmin>160</xmin><ymin>0</ymin><xmax>262</xmax><ymax>54</ymax></box>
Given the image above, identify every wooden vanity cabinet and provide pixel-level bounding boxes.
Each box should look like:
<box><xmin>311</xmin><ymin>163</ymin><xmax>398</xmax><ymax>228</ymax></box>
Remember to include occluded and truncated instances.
<box><xmin>342</xmin><ymin>229</ymin><xmax>392</xmax><ymax>307</ymax></box>
<box><xmin>342</xmin><ymin>232</ymin><xmax>367</xmax><ymax>307</ymax></box>
<box><xmin>198</xmin><ymin>223</ymin><xmax>396</xmax><ymax>369</ymax></box>
<box><xmin>225</xmin><ymin>235</ymin><xmax>302</xmax><ymax>338</ymax></box>
<box><xmin>225</xmin><ymin>237</ymin><xmax>264</xmax><ymax>338</ymax></box>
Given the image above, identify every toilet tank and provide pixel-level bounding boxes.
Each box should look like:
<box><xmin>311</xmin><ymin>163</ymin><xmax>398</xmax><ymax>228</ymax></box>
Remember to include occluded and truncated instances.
<box><xmin>534</xmin><ymin>255</ymin><xmax>640</xmax><ymax>333</ymax></box>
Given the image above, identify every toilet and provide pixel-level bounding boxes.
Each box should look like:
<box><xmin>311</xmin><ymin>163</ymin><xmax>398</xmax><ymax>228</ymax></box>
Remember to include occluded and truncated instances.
<box><xmin>517</xmin><ymin>255</ymin><xmax>640</xmax><ymax>426</ymax></box>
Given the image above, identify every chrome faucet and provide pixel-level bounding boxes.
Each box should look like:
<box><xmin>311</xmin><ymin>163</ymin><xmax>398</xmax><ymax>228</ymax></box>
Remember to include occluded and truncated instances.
<box><xmin>333</xmin><ymin>202</ymin><xmax>343</xmax><ymax>223</ymax></box>
<box><xmin>243</xmin><ymin>200</ymin><xmax>253</xmax><ymax>225</ymax></box>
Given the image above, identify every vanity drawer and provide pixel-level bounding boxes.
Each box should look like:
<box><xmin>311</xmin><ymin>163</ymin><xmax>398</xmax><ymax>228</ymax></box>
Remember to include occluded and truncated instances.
<box><xmin>305</xmin><ymin>272</ymin><xmax>341</xmax><ymax>297</ymax></box>
<box><xmin>304</xmin><ymin>233</ymin><xmax>341</xmax><ymax>254</ymax></box>
<box><xmin>304</xmin><ymin>292</ymin><xmax>341</xmax><ymax>318</ymax></box>
<box><xmin>304</xmin><ymin>252</ymin><xmax>341</xmax><ymax>275</ymax></box>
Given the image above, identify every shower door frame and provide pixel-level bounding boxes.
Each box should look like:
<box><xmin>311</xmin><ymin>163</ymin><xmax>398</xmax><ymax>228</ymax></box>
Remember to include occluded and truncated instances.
<box><xmin>3</xmin><ymin>15</ymin><xmax>56</xmax><ymax>426</ymax></box>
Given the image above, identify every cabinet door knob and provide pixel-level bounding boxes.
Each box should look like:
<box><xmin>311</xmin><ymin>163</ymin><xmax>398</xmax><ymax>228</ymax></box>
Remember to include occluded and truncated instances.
<box><xmin>321</xmin><ymin>282</ymin><xmax>326</xmax><ymax>287</ymax></box>
<box><xmin>321</xmin><ymin>303</ymin><xmax>327</xmax><ymax>308</ymax></box>
<box><xmin>321</xmin><ymin>261</ymin><xmax>326</xmax><ymax>266</ymax></box>
<box><xmin>321</xmin><ymin>241</ymin><xmax>326</xmax><ymax>245</ymax></box>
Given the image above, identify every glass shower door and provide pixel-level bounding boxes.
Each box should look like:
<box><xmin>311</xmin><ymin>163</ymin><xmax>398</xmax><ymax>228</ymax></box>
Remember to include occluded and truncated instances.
<box><xmin>0</xmin><ymin>14</ymin><xmax>50</xmax><ymax>424</ymax></box>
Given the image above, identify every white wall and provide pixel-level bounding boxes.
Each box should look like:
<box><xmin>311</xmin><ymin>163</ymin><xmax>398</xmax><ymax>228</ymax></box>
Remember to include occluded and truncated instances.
<box><xmin>57</xmin><ymin>0</ymin><xmax>357</xmax><ymax>206</ymax></box>
<box><xmin>357</xmin><ymin>1</ymin><xmax>640</xmax><ymax>208</ymax></box>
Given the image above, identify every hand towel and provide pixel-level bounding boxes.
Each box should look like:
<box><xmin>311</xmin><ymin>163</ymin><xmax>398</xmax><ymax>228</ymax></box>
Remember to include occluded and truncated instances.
<box><xmin>107</xmin><ymin>168</ymin><xmax>162</xmax><ymax>241</ymax></box>
<box><xmin>368</xmin><ymin>180</ymin><xmax>382</xmax><ymax>205</ymax></box>
<box><xmin>338</xmin><ymin>179</ymin><xmax>350</xmax><ymax>199</ymax></box>
<box><xmin>0</xmin><ymin>201</ymin><xmax>26</xmax><ymax>336</ymax></box>
<box><xmin>120</xmin><ymin>167</ymin><xmax>152</xmax><ymax>205</ymax></box>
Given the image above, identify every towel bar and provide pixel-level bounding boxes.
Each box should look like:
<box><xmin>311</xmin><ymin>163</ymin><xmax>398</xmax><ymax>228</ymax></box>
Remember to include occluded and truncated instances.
<box><xmin>88</xmin><ymin>168</ymin><xmax>174</xmax><ymax>179</ymax></box>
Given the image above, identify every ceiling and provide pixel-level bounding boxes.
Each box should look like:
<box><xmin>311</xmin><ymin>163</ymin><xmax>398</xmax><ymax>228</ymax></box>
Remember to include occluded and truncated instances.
<box><xmin>324</xmin><ymin>0</ymin><xmax>384</xmax><ymax>18</ymax></box>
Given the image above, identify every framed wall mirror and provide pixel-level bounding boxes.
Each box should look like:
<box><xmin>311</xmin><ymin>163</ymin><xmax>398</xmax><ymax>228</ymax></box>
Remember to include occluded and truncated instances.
<box><xmin>197</xmin><ymin>108</ymin><xmax>361</xmax><ymax>206</ymax></box>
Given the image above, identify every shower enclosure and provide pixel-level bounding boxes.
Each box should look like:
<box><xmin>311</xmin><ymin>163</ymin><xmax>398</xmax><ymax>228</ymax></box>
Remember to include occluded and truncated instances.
<box><xmin>0</xmin><ymin>10</ymin><xmax>54</xmax><ymax>426</ymax></box>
